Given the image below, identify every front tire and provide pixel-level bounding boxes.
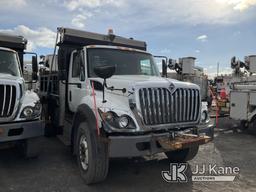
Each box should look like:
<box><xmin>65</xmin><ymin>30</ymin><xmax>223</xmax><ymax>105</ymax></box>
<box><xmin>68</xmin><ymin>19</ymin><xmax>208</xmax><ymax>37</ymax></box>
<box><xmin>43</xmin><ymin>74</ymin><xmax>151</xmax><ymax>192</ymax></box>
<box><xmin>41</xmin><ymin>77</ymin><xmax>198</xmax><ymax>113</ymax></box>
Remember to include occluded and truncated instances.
<box><xmin>165</xmin><ymin>146</ymin><xmax>199</xmax><ymax>162</ymax></box>
<box><xmin>76</xmin><ymin>122</ymin><xmax>109</xmax><ymax>184</ymax></box>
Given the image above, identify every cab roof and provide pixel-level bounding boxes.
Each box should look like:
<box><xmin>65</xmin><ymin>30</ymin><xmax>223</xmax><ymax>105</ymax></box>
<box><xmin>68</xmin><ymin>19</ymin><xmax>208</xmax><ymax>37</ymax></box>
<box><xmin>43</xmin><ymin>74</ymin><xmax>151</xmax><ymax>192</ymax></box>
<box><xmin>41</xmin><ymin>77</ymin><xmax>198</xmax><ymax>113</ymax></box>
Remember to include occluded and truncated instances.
<box><xmin>0</xmin><ymin>47</ymin><xmax>16</xmax><ymax>52</ymax></box>
<box><xmin>85</xmin><ymin>45</ymin><xmax>149</xmax><ymax>54</ymax></box>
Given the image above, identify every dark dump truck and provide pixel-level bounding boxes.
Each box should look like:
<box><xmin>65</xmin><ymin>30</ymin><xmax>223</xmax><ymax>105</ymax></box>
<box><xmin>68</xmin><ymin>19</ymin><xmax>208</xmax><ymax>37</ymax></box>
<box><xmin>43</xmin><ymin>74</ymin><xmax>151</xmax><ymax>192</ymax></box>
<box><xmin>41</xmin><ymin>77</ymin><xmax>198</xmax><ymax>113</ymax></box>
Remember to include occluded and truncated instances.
<box><xmin>39</xmin><ymin>27</ymin><xmax>212</xmax><ymax>184</ymax></box>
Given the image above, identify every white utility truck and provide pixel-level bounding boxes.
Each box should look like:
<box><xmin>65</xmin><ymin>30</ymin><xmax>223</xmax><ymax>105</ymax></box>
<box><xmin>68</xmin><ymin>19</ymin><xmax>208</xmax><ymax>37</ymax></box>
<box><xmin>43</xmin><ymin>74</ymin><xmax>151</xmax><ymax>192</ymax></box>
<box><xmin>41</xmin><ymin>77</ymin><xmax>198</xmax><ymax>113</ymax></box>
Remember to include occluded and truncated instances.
<box><xmin>162</xmin><ymin>57</ymin><xmax>209</xmax><ymax>101</ymax></box>
<box><xmin>0</xmin><ymin>33</ymin><xmax>43</xmax><ymax>157</ymax></box>
<box><xmin>39</xmin><ymin>27</ymin><xmax>212</xmax><ymax>184</ymax></box>
<box><xmin>230</xmin><ymin>55</ymin><xmax>256</xmax><ymax>129</ymax></box>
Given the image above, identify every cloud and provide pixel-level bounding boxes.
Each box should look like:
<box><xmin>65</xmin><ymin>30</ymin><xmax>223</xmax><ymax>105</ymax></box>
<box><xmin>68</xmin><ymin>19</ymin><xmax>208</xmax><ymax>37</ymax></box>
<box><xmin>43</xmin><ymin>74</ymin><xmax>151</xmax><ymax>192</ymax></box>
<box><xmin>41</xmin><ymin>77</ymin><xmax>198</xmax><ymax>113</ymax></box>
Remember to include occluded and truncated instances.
<box><xmin>197</xmin><ymin>35</ymin><xmax>208</xmax><ymax>42</ymax></box>
<box><xmin>217</xmin><ymin>0</ymin><xmax>256</xmax><ymax>11</ymax></box>
<box><xmin>51</xmin><ymin>0</ymin><xmax>256</xmax><ymax>32</ymax></box>
<box><xmin>195</xmin><ymin>50</ymin><xmax>201</xmax><ymax>53</ymax></box>
<box><xmin>65</xmin><ymin>0</ymin><xmax>122</xmax><ymax>28</ymax></box>
<box><xmin>233</xmin><ymin>0</ymin><xmax>256</xmax><ymax>10</ymax></box>
<box><xmin>71</xmin><ymin>14</ymin><xmax>92</xmax><ymax>28</ymax></box>
<box><xmin>0</xmin><ymin>0</ymin><xmax>26</xmax><ymax>8</ymax></box>
<box><xmin>64</xmin><ymin>0</ymin><xmax>120</xmax><ymax>11</ymax></box>
<box><xmin>0</xmin><ymin>25</ymin><xmax>56</xmax><ymax>51</ymax></box>
<box><xmin>87</xmin><ymin>0</ymin><xmax>253</xmax><ymax>30</ymax></box>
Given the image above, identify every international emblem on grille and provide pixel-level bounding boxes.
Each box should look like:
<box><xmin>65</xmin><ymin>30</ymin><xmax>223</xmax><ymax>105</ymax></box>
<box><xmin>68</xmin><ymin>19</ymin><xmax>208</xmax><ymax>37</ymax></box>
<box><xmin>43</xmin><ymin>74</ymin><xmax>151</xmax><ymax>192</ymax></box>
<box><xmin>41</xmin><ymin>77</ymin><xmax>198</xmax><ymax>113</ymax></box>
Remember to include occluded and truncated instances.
<box><xmin>169</xmin><ymin>83</ymin><xmax>175</xmax><ymax>92</ymax></box>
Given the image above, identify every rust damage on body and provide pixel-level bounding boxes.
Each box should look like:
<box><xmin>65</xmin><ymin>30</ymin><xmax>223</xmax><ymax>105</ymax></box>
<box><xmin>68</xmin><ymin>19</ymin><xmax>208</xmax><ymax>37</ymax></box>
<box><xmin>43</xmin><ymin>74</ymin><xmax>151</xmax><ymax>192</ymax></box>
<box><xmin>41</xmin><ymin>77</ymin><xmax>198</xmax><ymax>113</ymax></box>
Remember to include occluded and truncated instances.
<box><xmin>157</xmin><ymin>134</ymin><xmax>211</xmax><ymax>151</ymax></box>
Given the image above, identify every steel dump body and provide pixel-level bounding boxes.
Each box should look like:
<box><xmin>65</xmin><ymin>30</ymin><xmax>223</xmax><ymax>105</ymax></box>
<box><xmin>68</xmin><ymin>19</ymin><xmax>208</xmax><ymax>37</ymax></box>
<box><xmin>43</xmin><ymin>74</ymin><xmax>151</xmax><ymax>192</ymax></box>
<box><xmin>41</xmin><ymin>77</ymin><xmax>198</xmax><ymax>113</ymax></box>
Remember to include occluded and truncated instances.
<box><xmin>0</xmin><ymin>33</ymin><xmax>27</xmax><ymax>70</ymax></box>
<box><xmin>57</xmin><ymin>27</ymin><xmax>146</xmax><ymax>50</ymax></box>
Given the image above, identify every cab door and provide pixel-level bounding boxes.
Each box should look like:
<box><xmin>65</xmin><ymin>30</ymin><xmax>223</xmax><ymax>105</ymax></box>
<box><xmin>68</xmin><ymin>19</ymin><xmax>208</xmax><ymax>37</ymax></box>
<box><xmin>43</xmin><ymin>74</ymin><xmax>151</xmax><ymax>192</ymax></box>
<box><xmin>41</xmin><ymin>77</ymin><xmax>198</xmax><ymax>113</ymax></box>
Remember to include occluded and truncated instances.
<box><xmin>68</xmin><ymin>50</ymin><xmax>86</xmax><ymax>112</ymax></box>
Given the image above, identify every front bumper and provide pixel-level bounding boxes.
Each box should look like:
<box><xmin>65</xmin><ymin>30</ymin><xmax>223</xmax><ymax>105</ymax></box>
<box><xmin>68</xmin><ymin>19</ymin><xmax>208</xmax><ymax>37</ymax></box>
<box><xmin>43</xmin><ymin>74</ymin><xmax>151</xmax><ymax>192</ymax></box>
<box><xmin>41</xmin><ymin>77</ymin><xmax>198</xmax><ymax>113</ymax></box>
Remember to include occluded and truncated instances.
<box><xmin>0</xmin><ymin>120</ymin><xmax>44</xmax><ymax>142</ymax></box>
<box><xmin>108</xmin><ymin>131</ymin><xmax>211</xmax><ymax>158</ymax></box>
<box><xmin>197</xmin><ymin>119</ymin><xmax>215</xmax><ymax>140</ymax></box>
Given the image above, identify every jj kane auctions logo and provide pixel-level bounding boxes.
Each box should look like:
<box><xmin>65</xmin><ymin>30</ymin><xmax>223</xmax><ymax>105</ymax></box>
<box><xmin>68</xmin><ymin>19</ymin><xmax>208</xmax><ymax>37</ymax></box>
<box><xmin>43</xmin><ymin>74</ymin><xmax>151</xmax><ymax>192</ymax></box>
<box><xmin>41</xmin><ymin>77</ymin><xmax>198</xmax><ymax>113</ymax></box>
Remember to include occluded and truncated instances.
<box><xmin>162</xmin><ymin>163</ymin><xmax>240</xmax><ymax>182</ymax></box>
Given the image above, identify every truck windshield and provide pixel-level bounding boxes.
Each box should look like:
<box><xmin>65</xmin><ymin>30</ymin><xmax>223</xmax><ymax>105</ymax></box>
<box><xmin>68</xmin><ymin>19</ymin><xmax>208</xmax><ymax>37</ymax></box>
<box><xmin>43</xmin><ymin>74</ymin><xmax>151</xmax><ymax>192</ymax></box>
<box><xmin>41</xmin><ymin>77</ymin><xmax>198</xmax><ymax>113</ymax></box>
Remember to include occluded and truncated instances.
<box><xmin>87</xmin><ymin>48</ymin><xmax>159</xmax><ymax>77</ymax></box>
<box><xmin>0</xmin><ymin>50</ymin><xmax>21</xmax><ymax>77</ymax></box>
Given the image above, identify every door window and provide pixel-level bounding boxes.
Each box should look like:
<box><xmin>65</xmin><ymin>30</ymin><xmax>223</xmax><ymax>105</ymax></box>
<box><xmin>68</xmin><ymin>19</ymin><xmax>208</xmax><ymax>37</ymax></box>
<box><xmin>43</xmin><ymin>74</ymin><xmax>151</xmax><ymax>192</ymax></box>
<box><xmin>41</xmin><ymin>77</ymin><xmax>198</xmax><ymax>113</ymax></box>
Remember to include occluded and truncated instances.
<box><xmin>72</xmin><ymin>51</ymin><xmax>85</xmax><ymax>81</ymax></box>
<box><xmin>72</xmin><ymin>52</ymin><xmax>80</xmax><ymax>78</ymax></box>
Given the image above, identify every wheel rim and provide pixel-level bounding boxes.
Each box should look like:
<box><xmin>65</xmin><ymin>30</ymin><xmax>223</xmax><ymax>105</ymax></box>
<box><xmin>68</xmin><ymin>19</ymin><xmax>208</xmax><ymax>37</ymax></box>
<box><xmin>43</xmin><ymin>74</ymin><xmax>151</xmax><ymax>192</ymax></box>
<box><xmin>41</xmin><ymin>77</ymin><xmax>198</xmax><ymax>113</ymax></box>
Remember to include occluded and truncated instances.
<box><xmin>79</xmin><ymin>134</ymin><xmax>89</xmax><ymax>171</ymax></box>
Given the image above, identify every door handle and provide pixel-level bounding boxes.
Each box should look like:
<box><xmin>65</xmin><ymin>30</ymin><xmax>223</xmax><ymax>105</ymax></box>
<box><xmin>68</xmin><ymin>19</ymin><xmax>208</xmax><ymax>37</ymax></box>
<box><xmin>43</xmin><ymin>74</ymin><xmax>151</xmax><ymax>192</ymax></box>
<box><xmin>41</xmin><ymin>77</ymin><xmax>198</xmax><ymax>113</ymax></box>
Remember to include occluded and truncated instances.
<box><xmin>77</xmin><ymin>83</ymin><xmax>82</xmax><ymax>89</ymax></box>
<box><xmin>68</xmin><ymin>82</ymin><xmax>82</xmax><ymax>89</ymax></box>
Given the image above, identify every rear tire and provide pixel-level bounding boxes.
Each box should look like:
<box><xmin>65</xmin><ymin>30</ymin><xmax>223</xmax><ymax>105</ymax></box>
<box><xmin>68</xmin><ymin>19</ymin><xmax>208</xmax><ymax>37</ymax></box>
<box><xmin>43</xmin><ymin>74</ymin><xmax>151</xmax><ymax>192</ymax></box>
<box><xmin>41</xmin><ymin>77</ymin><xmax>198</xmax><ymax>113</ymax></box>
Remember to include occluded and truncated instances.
<box><xmin>240</xmin><ymin>120</ymin><xmax>249</xmax><ymax>131</ymax></box>
<box><xmin>165</xmin><ymin>146</ymin><xmax>199</xmax><ymax>162</ymax></box>
<box><xmin>43</xmin><ymin>101</ymin><xmax>60</xmax><ymax>137</ymax></box>
<box><xmin>76</xmin><ymin>121</ymin><xmax>109</xmax><ymax>184</ymax></box>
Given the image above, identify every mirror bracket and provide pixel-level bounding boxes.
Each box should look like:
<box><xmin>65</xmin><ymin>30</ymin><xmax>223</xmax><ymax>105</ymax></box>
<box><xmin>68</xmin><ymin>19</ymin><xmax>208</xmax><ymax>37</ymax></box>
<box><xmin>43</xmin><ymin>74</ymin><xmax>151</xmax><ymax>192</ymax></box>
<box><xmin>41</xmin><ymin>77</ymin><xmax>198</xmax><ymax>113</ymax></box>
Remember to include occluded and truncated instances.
<box><xmin>102</xmin><ymin>79</ymin><xmax>107</xmax><ymax>103</ymax></box>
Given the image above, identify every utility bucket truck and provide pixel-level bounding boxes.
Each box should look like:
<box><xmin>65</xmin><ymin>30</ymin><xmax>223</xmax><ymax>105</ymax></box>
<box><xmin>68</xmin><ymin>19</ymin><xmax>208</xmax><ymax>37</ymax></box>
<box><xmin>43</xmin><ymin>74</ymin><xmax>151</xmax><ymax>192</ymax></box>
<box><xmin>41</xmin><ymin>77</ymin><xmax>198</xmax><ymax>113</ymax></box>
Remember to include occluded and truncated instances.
<box><xmin>39</xmin><ymin>27</ymin><xmax>212</xmax><ymax>184</ymax></box>
<box><xmin>0</xmin><ymin>33</ymin><xmax>44</xmax><ymax>157</ymax></box>
<box><xmin>230</xmin><ymin>55</ymin><xmax>256</xmax><ymax>129</ymax></box>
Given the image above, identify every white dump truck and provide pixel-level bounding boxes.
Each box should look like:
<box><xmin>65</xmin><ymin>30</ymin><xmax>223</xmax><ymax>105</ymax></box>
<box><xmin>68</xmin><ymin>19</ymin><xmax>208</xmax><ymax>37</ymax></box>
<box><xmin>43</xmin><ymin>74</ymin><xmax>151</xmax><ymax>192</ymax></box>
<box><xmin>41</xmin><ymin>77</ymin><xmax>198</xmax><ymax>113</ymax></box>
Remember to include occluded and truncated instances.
<box><xmin>0</xmin><ymin>33</ymin><xmax>44</xmax><ymax>157</ymax></box>
<box><xmin>39</xmin><ymin>27</ymin><xmax>212</xmax><ymax>184</ymax></box>
<box><xmin>230</xmin><ymin>55</ymin><xmax>256</xmax><ymax>129</ymax></box>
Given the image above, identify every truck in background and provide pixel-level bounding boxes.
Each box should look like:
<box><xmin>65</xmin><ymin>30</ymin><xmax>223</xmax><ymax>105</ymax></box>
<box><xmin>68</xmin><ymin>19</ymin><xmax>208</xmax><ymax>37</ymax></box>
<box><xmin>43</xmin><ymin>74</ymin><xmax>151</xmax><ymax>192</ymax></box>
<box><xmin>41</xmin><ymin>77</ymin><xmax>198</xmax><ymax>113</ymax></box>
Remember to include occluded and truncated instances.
<box><xmin>39</xmin><ymin>27</ymin><xmax>212</xmax><ymax>184</ymax></box>
<box><xmin>230</xmin><ymin>55</ymin><xmax>256</xmax><ymax>130</ymax></box>
<box><xmin>0</xmin><ymin>33</ymin><xmax>44</xmax><ymax>157</ymax></box>
<box><xmin>163</xmin><ymin>57</ymin><xmax>209</xmax><ymax>101</ymax></box>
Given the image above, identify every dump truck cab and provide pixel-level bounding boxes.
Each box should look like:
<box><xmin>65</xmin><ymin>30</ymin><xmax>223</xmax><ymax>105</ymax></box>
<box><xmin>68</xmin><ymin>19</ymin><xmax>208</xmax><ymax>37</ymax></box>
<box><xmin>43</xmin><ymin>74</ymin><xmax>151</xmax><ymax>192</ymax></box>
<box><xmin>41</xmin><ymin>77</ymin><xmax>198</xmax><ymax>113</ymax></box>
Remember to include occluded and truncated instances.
<box><xmin>0</xmin><ymin>33</ymin><xmax>44</xmax><ymax>158</ymax></box>
<box><xmin>40</xmin><ymin>27</ymin><xmax>212</xmax><ymax>184</ymax></box>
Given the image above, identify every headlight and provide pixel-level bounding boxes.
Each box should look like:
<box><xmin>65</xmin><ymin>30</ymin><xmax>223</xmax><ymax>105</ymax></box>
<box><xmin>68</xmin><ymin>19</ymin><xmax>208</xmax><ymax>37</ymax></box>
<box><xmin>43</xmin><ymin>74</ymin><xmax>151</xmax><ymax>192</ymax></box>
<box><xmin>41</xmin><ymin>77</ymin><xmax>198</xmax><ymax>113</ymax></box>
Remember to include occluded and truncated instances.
<box><xmin>23</xmin><ymin>107</ymin><xmax>34</xmax><ymax>117</ymax></box>
<box><xmin>99</xmin><ymin>110</ymin><xmax>136</xmax><ymax>130</ymax></box>
<box><xmin>20</xmin><ymin>102</ymin><xmax>41</xmax><ymax>119</ymax></box>
<box><xmin>118</xmin><ymin>116</ymin><xmax>129</xmax><ymax>128</ymax></box>
<box><xmin>104</xmin><ymin>111</ymin><xmax>114</xmax><ymax>121</ymax></box>
<box><xmin>201</xmin><ymin>111</ymin><xmax>208</xmax><ymax>123</ymax></box>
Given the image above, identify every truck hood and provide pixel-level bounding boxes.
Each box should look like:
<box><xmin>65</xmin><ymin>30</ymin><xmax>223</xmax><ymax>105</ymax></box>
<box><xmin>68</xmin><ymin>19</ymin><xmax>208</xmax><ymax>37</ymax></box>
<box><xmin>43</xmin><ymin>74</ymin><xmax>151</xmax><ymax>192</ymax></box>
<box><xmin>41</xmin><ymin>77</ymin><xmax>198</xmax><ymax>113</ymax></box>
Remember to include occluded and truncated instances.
<box><xmin>90</xmin><ymin>75</ymin><xmax>200</xmax><ymax>113</ymax></box>
<box><xmin>0</xmin><ymin>73</ymin><xmax>23</xmax><ymax>84</ymax></box>
<box><xmin>91</xmin><ymin>75</ymin><xmax>200</xmax><ymax>97</ymax></box>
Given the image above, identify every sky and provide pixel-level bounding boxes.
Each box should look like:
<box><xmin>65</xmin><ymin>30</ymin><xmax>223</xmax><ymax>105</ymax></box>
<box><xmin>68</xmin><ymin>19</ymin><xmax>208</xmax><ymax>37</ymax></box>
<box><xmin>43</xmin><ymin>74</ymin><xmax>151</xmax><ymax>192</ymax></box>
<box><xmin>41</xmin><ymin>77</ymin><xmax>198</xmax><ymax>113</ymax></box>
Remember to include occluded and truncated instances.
<box><xmin>0</xmin><ymin>0</ymin><xmax>256</xmax><ymax>77</ymax></box>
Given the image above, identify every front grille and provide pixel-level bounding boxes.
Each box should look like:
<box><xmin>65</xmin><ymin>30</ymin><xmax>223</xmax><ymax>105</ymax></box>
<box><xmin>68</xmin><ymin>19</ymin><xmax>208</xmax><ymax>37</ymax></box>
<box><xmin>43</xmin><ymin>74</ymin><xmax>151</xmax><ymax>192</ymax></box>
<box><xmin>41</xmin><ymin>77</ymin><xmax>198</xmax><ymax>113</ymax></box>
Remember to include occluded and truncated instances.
<box><xmin>0</xmin><ymin>84</ymin><xmax>17</xmax><ymax>118</ymax></box>
<box><xmin>138</xmin><ymin>87</ymin><xmax>200</xmax><ymax>125</ymax></box>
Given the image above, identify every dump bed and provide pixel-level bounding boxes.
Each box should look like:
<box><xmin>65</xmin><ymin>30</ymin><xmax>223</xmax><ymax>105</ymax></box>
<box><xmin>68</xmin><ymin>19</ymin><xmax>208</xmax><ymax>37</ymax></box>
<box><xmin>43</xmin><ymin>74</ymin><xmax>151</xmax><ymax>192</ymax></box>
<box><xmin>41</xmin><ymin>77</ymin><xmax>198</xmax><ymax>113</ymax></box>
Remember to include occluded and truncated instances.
<box><xmin>57</xmin><ymin>27</ymin><xmax>146</xmax><ymax>50</ymax></box>
<box><xmin>0</xmin><ymin>33</ymin><xmax>27</xmax><ymax>50</ymax></box>
<box><xmin>0</xmin><ymin>33</ymin><xmax>27</xmax><ymax>69</ymax></box>
<box><xmin>56</xmin><ymin>27</ymin><xmax>147</xmax><ymax>79</ymax></box>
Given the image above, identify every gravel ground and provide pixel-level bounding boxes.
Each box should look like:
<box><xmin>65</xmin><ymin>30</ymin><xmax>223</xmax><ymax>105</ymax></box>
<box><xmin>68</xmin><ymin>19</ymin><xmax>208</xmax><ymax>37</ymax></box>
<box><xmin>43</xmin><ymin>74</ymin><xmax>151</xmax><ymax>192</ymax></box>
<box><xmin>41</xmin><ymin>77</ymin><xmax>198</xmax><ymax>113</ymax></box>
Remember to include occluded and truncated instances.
<box><xmin>0</xmin><ymin>117</ymin><xmax>256</xmax><ymax>192</ymax></box>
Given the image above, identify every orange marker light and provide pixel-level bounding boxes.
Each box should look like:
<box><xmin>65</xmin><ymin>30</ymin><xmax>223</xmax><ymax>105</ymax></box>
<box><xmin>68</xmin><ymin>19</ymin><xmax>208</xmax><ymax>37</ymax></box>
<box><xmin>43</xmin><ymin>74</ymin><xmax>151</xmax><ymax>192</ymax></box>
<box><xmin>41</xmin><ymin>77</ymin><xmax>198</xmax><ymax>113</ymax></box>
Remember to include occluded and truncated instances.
<box><xmin>108</xmin><ymin>28</ymin><xmax>114</xmax><ymax>35</ymax></box>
